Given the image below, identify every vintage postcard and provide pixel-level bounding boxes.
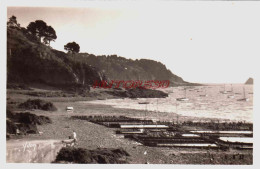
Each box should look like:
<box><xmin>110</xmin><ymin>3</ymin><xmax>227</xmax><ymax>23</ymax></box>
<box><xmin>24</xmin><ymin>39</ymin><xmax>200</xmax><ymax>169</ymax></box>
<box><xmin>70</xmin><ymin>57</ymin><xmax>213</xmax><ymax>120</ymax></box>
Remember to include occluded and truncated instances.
<box><xmin>2</xmin><ymin>0</ymin><xmax>259</xmax><ymax>166</ymax></box>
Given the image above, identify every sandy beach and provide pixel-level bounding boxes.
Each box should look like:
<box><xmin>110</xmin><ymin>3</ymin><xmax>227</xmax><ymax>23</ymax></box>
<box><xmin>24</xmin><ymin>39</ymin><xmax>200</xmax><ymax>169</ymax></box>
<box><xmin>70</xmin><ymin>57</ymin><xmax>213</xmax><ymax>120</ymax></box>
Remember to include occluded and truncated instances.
<box><xmin>6</xmin><ymin>89</ymin><xmax>253</xmax><ymax>164</ymax></box>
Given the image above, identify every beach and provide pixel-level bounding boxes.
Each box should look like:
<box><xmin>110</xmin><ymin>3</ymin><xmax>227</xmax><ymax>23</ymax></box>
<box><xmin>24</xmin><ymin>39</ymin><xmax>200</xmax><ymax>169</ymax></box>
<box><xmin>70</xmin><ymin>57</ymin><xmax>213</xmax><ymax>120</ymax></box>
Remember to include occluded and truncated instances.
<box><xmin>6</xmin><ymin>87</ymin><xmax>253</xmax><ymax>164</ymax></box>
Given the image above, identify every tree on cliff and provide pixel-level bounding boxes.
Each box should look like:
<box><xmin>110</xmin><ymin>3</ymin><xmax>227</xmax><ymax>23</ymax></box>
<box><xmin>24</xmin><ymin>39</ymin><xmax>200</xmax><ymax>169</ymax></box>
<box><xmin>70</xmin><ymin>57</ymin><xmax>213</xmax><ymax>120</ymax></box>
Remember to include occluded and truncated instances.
<box><xmin>64</xmin><ymin>42</ymin><xmax>80</xmax><ymax>53</ymax></box>
<box><xmin>43</xmin><ymin>26</ymin><xmax>57</xmax><ymax>45</ymax></box>
<box><xmin>27</xmin><ymin>20</ymin><xmax>57</xmax><ymax>45</ymax></box>
<box><xmin>7</xmin><ymin>15</ymin><xmax>20</xmax><ymax>28</ymax></box>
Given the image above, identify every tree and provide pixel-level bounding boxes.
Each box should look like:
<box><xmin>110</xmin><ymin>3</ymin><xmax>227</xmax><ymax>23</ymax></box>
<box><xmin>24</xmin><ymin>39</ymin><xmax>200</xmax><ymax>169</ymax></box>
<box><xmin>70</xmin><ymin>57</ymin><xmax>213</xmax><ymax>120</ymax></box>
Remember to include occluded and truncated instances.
<box><xmin>7</xmin><ymin>15</ymin><xmax>20</xmax><ymax>28</ymax></box>
<box><xmin>43</xmin><ymin>26</ymin><xmax>57</xmax><ymax>45</ymax></box>
<box><xmin>27</xmin><ymin>20</ymin><xmax>47</xmax><ymax>41</ymax></box>
<box><xmin>27</xmin><ymin>20</ymin><xmax>57</xmax><ymax>44</ymax></box>
<box><xmin>64</xmin><ymin>42</ymin><xmax>80</xmax><ymax>53</ymax></box>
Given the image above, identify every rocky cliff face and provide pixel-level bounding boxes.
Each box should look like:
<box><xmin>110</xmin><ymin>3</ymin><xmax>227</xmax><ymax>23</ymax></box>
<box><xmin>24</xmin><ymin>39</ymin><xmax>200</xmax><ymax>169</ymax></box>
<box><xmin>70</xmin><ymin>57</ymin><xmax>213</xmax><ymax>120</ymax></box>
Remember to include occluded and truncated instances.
<box><xmin>7</xmin><ymin>27</ymin><xmax>105</xmax><ymax>89</ymax></box>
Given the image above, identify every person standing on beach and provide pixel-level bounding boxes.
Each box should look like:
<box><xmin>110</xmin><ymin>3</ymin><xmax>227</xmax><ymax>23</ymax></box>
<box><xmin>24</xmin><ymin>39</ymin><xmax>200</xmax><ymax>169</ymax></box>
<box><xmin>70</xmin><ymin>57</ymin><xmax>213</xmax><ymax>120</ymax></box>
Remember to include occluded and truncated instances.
<box><xmin>73</xmin><ymin>130</ymin><xmax>77</xmax><ymax>142</ymax></box>
<box><xmin>16</xmin><ymin>128</ymin><xmax>20</xmax><ymax>135</ymax></box>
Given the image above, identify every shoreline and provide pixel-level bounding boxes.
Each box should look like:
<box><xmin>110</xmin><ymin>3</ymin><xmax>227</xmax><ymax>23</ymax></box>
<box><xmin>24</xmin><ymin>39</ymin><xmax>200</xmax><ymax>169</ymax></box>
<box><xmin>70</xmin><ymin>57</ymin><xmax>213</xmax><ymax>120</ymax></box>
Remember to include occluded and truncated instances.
<box><xmin>7</xmin><ymin>87</ymin><xmax>253</xmax><ymax>123</ymax></box>
<box><xmin>6</xmin><ymin>89</ymin><xmax>253</xmax><ymax>164</ymax></box>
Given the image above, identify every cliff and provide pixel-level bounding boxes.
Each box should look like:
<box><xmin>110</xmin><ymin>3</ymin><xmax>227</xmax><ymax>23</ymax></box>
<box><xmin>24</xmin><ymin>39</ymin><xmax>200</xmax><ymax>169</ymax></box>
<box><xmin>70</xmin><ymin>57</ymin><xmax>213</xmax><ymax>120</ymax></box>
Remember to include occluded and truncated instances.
<box><xmin>7</xmin><ymin>26</ymin><xmax>195</xmax><ymax>94</ymax></box>
<box><xmin>75</xmin><ymin>53</ymin><xmax>193</xmax><ymax>86</ymax></box>
<box><xmin>7</xmin><ymin>27</ymin><xmax>106</xmax><ymax>90</ymax></box>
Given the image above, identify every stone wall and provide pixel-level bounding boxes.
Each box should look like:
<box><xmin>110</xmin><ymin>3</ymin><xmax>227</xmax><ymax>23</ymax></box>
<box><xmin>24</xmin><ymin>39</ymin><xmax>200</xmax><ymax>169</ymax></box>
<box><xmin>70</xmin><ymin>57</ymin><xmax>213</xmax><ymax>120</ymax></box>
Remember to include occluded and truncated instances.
<box><xmin>6</xmin><ymin>139</ymin><xmax>63</xmax><ymax>163</ymax></box>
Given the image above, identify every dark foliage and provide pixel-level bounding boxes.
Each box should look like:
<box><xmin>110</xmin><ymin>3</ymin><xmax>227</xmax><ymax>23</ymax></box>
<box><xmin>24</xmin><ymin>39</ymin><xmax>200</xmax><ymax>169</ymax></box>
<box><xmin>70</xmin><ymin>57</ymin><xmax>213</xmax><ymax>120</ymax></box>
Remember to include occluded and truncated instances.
<box><xmin>75</xmin><ymin>53</ymin><xmax>194</xmax><ymax>86</ymax></box>
<box><xmin>7</xmin><ymin>120</ymin><xmax>39</xmax><ymax>135</ymax></box>
<box><xmin>64</xmin><ymin>41</ymin><xmax>80</xmax><ymax>53</ymax></box>
<box><xmin>6</xmin><ymin>120</ymin><xmax>18</xmax><ymax>134</ymax></box>
<box><xmin>7</xmin><ymin>83</ymin><xmax>31</xmax><ymax>90</ymax></box>
<box><xmin>6</xmin><ymin>110</ymin><xmax>51</xmax><ymax>135</ymax></box>
<box><xmin>18</xmin><ymin>99</ymin><xmax>57</xmax><ymax>111</ymax></box>
<box><xmin>7</xmin><ymin>15</ymin><xmax>20</xmax><ymax>28</ymax></box>
<box><xmin>105</xmin><ymin>87</ymin><xmax>168</xmax><ymax>98</ymax></box>
<box><xmin>7</xmin><ymin>27</ymin><xmax>104</xmax><ymax>91</ymax></box>
<box><xmin>27</xmin><ymin>20</ymin><xmax>57</xmax><ymax>45</ymax></box>
<box><xmin>7</xmin><ymin>111</ymin><xmax>52</xmax><ymax>125</ymax></box>
<box><xmin>55</xmin><ymin>147</ymin><xmax>129</xmax><ymax>164</ymax></box>
<box><xmin>43</xmin><ymin>26</ymin><xmax>57</xmax><ymax>45</ymax></box>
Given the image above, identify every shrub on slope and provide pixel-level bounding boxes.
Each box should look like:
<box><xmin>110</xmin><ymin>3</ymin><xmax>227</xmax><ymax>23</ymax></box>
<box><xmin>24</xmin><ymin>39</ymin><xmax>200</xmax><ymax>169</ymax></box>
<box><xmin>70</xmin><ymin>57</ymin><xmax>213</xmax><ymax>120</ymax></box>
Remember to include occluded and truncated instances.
<box><xmin>18</xmin><ymin>99</ymin><xmax>57</xmax><ymax>111</ymax></box>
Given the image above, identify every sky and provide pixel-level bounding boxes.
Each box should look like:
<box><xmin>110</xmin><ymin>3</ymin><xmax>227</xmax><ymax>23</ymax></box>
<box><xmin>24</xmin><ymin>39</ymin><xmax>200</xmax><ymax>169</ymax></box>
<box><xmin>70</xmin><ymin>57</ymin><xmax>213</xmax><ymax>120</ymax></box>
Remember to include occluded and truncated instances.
<box><xmin>6</xmin><ymin>2</ymin><xmax>260</xmax><ymax>83</ymax></box>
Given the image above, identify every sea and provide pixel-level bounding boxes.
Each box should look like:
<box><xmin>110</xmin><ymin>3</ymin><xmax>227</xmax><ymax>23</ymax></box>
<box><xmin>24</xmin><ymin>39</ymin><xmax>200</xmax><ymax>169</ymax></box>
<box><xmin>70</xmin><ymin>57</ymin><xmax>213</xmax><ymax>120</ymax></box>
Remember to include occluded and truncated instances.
<box><xmin>87</xmin><ymin>84</ymin><xmax>253</xmax><ymax>123</ymax></box>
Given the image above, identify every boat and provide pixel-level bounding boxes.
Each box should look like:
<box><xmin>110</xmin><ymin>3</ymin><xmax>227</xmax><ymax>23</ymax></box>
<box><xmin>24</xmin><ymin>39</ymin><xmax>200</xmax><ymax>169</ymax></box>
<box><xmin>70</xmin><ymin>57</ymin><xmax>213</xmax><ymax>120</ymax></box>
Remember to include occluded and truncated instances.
<box><xmin>220</xmin><ymin>84</ymin><xmax>227</xmax><ymax>94</ymax></box>
<box><xmin>237</xmin><ymin>98</ymin><xmax>249</xmax><ymax>102</ymax></box>
<box><xmin>226</xmin><ymin>84</ymin><xmax>233</xmax><ymax>93</ymax></box>
<box><xmin>66</xmin><ymin>106</ymin><xmax>74</xmax><ymax>112</ymax></box>
<box><xmin>176</xmin><ymin>98</ymin><xmax>189</xmax><ymax>101</ymax></box>
<box><xmin>199</xmin><ymin>88</ymin><xmax>208</xmax><ymax>97</ymax></box>
<box><xmin>138</xmin><ymin>101</ymin><xmax>150</xmax><ymax>120</ymax></box>
<box><xmin>237</xmin><ymin>87</ymin><xmax>249</xmax><ymax>101</ymax></box>
<box><xmin>227</xmin><ymin>95</ymin><xmax>235</xmax><ymax>99</ymax></box>
<box><xmin>66</xmin><ymin>106</ymin><xmax>73</xmax><ymax>110</ymax></box>
<box><xmin>227</xmin><ymin>84</ymin><xmax>235</xmax><ymax>98</ymax></box>
<box><xmin>176</xmin><ymin>88</ymin><xmax>189</xmax><ymax>101</ymax></box>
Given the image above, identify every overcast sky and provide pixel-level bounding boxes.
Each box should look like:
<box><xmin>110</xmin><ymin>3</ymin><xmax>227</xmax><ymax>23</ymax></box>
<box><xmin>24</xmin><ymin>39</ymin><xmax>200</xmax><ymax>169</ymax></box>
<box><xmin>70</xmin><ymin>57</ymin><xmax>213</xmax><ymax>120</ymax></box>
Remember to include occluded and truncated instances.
<box><xmin>7</xmin><ymin>2</ymin><xmax>260</xmax><ymax>83</ymax></box>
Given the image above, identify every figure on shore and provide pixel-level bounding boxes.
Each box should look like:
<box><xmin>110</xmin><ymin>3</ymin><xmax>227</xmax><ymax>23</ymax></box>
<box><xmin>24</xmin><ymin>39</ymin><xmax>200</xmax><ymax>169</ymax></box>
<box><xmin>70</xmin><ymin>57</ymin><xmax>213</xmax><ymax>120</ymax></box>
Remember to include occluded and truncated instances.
<box><xmin>73</xmin><ymin>130</ymin><xmax>77</xmax><ymax>144</ymax></box>
<box><xmin>15</xmin><ymin>128</ymin><xmax>20</xmax><ymax>135</ymax></box>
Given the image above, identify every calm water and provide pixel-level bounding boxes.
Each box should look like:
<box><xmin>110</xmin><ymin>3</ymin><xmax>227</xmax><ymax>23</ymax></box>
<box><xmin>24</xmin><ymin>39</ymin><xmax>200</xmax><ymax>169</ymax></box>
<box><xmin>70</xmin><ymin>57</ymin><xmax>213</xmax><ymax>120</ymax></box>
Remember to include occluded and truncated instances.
<box><xmin>87</xmin><ymin>84</ymin><xmax>253</xmax><ymax>123</ymax></box>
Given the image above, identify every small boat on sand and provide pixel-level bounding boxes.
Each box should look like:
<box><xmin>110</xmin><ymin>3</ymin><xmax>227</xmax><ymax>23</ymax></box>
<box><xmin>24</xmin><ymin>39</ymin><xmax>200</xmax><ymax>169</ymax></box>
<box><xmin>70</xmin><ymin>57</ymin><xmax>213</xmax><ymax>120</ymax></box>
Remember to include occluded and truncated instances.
<box><xmin>237</xmin><ymin>87</ymin><xmax>249</xmax><ymax>101</ymax></box>
<box><xmin>220</xmin><ymin>84</ymin><xmax>227</xmax><ymax>94</ymax></box>
<box><xmin>226</xmin><ymin>84</ymin><xmax>233</xmax><ymax>93</ymax></box>
<box><xmin>66</xmin><ymin>106</ymin><xmax>74</xmax><ymax>111</ymax></box>
<box><xmin>176</xmin><ymin>98</ymin><xmax>189</xmax><ymax>101</ymax></box>
<box><xmin>228</xmin><ymin>95</ymin><xmax>235</xmax><ymax>99</ymax></box>
<box><xmin>227</xmin><ymin>85</ymin><xmax>235</xmax><ymax>98</ymax></box>
<box><xmin>176</xmin><ymin>88</ymin><xmax>189</xmax><ymax>101</ymax></box>
<box><xmin>237</xmin><ymin>98</ymin><xmax>249</xmax><ymax>102</ymax></box>
<box><xmin>199</xmin><ymin>88</ymin><xmax>208</xmax><ymax>97</ymax></box>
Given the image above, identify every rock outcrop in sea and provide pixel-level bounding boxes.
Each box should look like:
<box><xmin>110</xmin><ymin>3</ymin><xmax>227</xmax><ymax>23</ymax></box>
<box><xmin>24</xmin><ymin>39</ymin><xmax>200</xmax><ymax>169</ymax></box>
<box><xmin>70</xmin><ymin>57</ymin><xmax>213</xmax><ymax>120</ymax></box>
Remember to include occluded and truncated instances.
<box><xmin>245</xmin><ymin>78</ymin><xmax>253</xmax><ymax>85</ymax></box>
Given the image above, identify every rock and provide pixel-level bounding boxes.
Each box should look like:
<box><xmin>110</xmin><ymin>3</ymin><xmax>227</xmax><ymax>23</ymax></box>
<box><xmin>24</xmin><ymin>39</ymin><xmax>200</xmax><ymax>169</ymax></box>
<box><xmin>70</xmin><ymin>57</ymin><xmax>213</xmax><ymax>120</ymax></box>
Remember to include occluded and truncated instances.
<box><xmin>245</xmin><ymin>78</ymin><xmax>253</xmax><ymax>85</ymax></box>
<box><xmin>54</xmin><ymin>147</ymin><xmax>129</xmax><ymax>164</ymax></box>
<box><xmin>105</xmin><ymin>87</ymin><xmax>168</xmax><ymax>98</ymax></box>
<box><xmin>6</xmin><ymin>110</ymin><xmax>51</xmax><ymax>135</ymax></box>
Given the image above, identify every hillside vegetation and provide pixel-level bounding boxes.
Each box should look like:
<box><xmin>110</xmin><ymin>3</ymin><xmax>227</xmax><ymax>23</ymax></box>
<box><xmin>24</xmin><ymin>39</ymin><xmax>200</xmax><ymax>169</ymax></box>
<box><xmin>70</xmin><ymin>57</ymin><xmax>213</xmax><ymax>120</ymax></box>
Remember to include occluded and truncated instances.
<box><xmin>74</xmin><ymin>53</ymin><xmax>191</xmax><ymax>86</ymax></box>
<box><xmin>7</xmin><ymin>27</ymin><xmax>106</xmax><ymax>90</ymax></box>
<box><xmin>7</xmin><ymin>16</ymin><xmax>195</xmax><ymax>96</ymax></box>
